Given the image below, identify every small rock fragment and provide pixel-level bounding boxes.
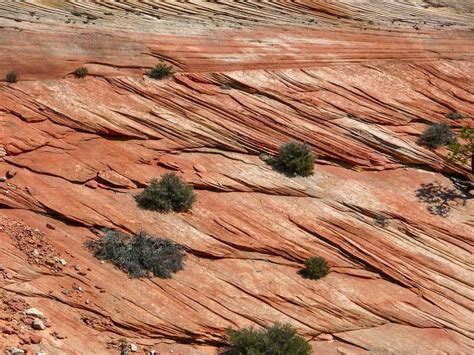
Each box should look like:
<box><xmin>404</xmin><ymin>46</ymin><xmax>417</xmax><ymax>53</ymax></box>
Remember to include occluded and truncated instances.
<box><xmin>51</xmin><ymin>331</ymin><xmax>66</xmax><ymax>339</ymax></box>
<box><xmin>5</xmin><ymin>346</ymin><xmax>25</xmax><ymax>355</ymax></box>
<box><xmin>32</xmin><ymin>318</ymin><xmax>46</xmax><ymax>330</ymax></box>
<box><xmin>25</xmin><ymin>308</ymin><xmax>44</xmax><ymax>319</ymax></box>
<box><xmin>46</xmin><ymin>223</ymin><xmax>56</xmax><ymax>230</ymax></box>
<box><xmin>130</xmin><ymin>343</ymin><xmax>138</xmax><ymax>352</ymax></box>
<box><xmin>59</xmin><ymin>259</ymin><xmax>67</xmax><ymax>266</ymax></box>
<box><xmin>45</xmin><ymin>259</ymin><xmax>55</xmax><ymax>267</ymax></box>
<box><xmin>85</xmin><ymin>180</ymin><xmax>98</xmax><ymax>189</ymax></box>
<box><xmin>2</xmin><ymin>325</ymin><xmax>14</xmax><ymax>334</ymax></box>
<box><xmin>30</xmin><ymin>333</ymin><xmax>42</xmax><ymax>344</ymax></box>
<box><xmin>22</xmin><ymin>317</ymin><xmax>34</xmax><ymax>326</ymax></box>
<box><xmin>6</xmin><ymin>170</ymin><xmax>16</xmax><ymax>178</ymax></box>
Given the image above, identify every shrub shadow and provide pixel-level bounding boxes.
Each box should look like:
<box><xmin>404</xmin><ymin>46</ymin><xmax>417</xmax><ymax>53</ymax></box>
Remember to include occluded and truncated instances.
<box><xmin>415</xmin><ymin>181</ymin><xmax>471</xmax><ymax>217</ymax></box>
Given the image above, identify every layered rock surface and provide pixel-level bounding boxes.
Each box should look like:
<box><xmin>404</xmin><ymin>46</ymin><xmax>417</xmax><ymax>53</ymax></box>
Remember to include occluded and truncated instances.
<box><xmin>0</xmin><ymin>1</ymin><xmax>473</xmax><ymax>354</ymax></box>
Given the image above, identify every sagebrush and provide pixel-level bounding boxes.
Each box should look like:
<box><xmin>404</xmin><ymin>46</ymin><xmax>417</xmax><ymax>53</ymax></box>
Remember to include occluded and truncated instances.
<box><xmin>269</xmin><ymin>142</ymin><xmax>316</xmax><ymax>177</ymax></box>
<box><xmin>223</xmin><ymin>322</ymin><xmax>311</xmax><ymax>355</ymax></box>
<box><xmin>136</xmin><ymin>173</ymin><xmax>195</xmax><ymax>212</ymax></box>
<box><xmin>446</xmin><ymin>111</ymin><xmax>467</xmax><ymax>120</ymax></box>
<box><xmin>374</xmin><ymin>213</ymin><xmax>389</xmax><ymax>227</ymax></box>
<box><xmin>417</xmin><ymin>122</ymin><xmax>453</xmax><ymax>149</ymax></box>
<box><xmin>86</xmin><ymin>230</ymin><xmax>184</xmax><ymax>278</ymax></box>
<box><xmin>6</xmin><ymin>71</ymin><xmax>18</xmax><ymax>83</ymax></box>
<box><xmin>147</xmin><ymin>63</ymin><xmax>174</xmax><ymax>80</ymax></box>
<box><xmin>74</xmin><ymin>67</ymin><xmax>88</xmax><ymax>78</ymax></box>
<box><xmin>298</xmin><ymin>256</ymin><xmax>329</xmax><ymax>280</ymax></box>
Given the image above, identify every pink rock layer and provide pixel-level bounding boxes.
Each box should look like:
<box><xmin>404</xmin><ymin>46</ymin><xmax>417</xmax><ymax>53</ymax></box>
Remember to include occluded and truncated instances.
<box><xmin>0</xmin><ymin>1</ymin><xmax>473</xmax><ymax>354</ymax></box>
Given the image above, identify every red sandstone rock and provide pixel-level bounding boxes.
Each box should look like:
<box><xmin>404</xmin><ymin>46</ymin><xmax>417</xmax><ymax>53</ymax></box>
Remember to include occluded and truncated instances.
<box><xmin>29</xmin><ymin>333</ymin><xmax>42</xmax><ymax>344</ymax></box>
<box><xmin>0</xmin><ymin>1</ymin><xmax>473</xmax><ymax>355</ymax></box>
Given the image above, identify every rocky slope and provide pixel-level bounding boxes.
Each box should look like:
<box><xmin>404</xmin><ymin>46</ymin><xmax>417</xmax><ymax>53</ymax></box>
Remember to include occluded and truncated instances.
<box><xmin>0</xmin><ymin>1</ymin><xmax>473</xmax><ymax>354</ymax></box>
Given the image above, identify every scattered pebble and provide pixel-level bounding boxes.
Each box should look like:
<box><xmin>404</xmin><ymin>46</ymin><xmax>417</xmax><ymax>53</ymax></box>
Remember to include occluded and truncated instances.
<box><xmin>25</xmin><ymin>308</ymin><xmax>44</xmax><ymax>319</ymax></box>
<box><xmin>32</xmin><ymin>318</ymin><xmax>46</xmax><ymax>330</ymax></box>
<box><xmin>130</xmin><ymin>343</ymin><xmax>138</xmax><ymax>352</ymax></box>
<box><xmin>30</xmin><ymin>333</ymin><xmax>42</xmax><ymax>344</ymax></box>
<box><xmin>5</xmin><ymin>346</ymin><xmax>25</xmax><ymax>355</ymax></box>
<box><xmin>45</xmin><ymin>259</ymin><xmax>55</xmax><ymax>267</ymax></box>
<box><xmin>6</xmin><ymin>170</ymin><xmax>17</xmax><ymax>178</ymax></box>
<box><xmin>46</xmin><ymin>223</ymin><xmax>56</xmax><ymax>230</ymax></box>
<box><xmin>2</xmin><ymin>325</ymin><xmax>14</xmax><ymax>334</ymax></box>
<box><xmin>51</xmin><ymin>331</ymin><xmax>66</xmax><ymax>339</ymax></box>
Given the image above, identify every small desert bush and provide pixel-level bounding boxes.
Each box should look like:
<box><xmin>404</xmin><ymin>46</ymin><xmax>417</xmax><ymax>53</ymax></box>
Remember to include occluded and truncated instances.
<box><xmin>74</xmin><ymin>67</ymin><xmax>88</xmax><ymax>78</ymax></box>
<box><xmin>446</xmin><ymin>111</ymin><xmax>467</xmax><ymax>120</ymax></box>
<box><xmin>147</xmin><ymin>63</ymin><xmax>173</xmax><ymax>80</ymax></box>
<box><xmin>86</xmin><ymin>229</ymin><xmax>184</xmax><ymax>278</ymax></box>
<box><xmin>298</xmin><ymin>256</ymin><xmax>329</xmax><ymax>280</ymax></box>
<box><xmin>6</xmin><ymin>71</ymin><xmax>18</xmax><ymax>83</ymax></box>
<box><xmin>374</xmin><ymin>213</ymin><xmax>389</xmax><ymax>227</ymax></box>
<box><xmin>270</xmin><ymin>142</ymin><xmax>316</xmax><ymax>177</ymax></box>
<box><xmin>223</xmin><ymin>322</ymin><xmax>311</xmax><ymax>355</ymax></box>
<box><xmin>417</xmin><ymin>122</ymin><xmax>453</xmax><ymax>149</ymax></box>
<box><xmin>136</xmin><ymin>173</ymin><xmax>195</xmax><ymax>212</ymax></box>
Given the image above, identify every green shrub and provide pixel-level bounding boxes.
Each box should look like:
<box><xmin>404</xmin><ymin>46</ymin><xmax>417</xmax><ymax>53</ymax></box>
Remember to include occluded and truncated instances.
<box><xmin>86</xmin><ymin>229</ymin><xmax>184</xmax><ymax>278</ymax></box>
<box><xmin>270</xmin><ymin>142</ymin><xmax>316</xmax><ymax>177</ymax></box>
<box><xmin>223</xmin><ymin>322</ymin><xmax>311</xmax><ymax>355</ymax></box>
<box><xmin>374</xmin><ymin>213</ymin><xmax>389</xmax><ymax>227</ymax></box>
<box><xmin>74</xmin><ymin>67</ymin><xmax>88</xmax><ymax>78</ymax></box>
<box><xmin>446</xmin><ymin>111</ymin><xmax>467</xmax><ymax>120</ymax></box>
<box><xmin>147</xmin><ymin>63</ymin><xmax>174</xmax><ymax>80</ymax></box>
<box><xmin>446</xmin><ymin>127</ymin><xmax>474</xmax><ymax>174</ymax></box>
<box><xmin>417</xmin><ymin>122</ymin><xmax>453</xmax><ymax>149</ymax></box>
<box><xmin>298</xmin><ymin>256</ymin><xmax>329</xmax><ymax>280</ymax></box>
<box><xmin>136</xmin><ymin>172</ymin><xmax>195</xmax><ymax>212</ymax></box>
<box><xmin>6</xmin><ymin>71</ymin><xmax>18</xmax><ymax>83</ymax></box>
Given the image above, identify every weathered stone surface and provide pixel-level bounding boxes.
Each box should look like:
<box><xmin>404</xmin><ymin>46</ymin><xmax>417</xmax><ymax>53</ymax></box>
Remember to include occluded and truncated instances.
<box><xmin>0</xmin><ymin>1</ymin><xmax>473</xmax><ymax>354</ymax></box>
<box><xmin>25</xmin><ymin>308</ymin><xmax>44</xmax><ymax>319</ymax></box>
<box><xmin>31</xmin><ymin>319</ymin><xmax>46</xmax><ymax>330</ymax></box>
